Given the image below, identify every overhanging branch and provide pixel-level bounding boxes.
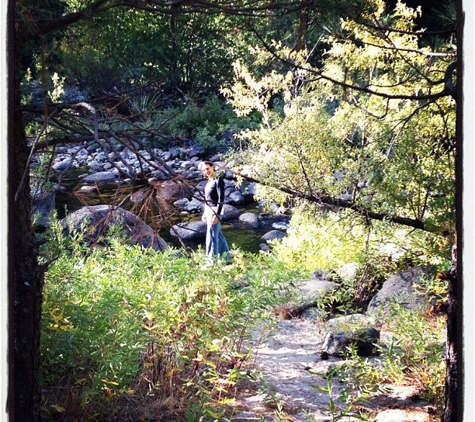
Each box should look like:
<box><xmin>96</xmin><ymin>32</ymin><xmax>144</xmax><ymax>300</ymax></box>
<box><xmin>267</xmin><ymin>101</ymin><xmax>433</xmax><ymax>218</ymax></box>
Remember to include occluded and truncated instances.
<box><xmin>233</xmin><ymin>171</ymin><xmax>428</xmax><ymax>232</ymax></box>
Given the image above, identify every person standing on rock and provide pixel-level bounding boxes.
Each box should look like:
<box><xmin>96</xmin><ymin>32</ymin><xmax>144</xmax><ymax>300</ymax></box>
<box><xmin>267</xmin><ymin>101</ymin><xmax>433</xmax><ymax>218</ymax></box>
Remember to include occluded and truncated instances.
<box><xmin>198</xmin><ymin>161</ymin><xmax>230</xmax><ymax>264</ymax></box>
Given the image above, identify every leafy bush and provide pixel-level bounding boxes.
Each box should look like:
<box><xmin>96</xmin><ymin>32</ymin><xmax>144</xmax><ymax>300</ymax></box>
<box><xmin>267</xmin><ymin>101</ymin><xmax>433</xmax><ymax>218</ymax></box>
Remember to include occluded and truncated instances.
<box><xmin>60</xmin><ymin>49</ymin><xmax>133</xmax><ymax>95</ymax></box>
<box><xmin>40</xmin><ymin>231</ymin><xmax>302</xmax><ymax>421</ymax></box>
<box><xmin>117</xmin><ymin>93</ymin><xmax>261</xmax><ymax>153</ymax></box>
<box><xmin>273</xmin><ymin>205</ymin><xmax>448</xmax><ymax>275</ymax></box>
<box><xmin>155</xmin><ymin>95</ymin><xmax>261</xmax><ymax>152</ymax></box>
<box><xmin>376</xmin><ymin>304</ymin><xmax>447</xmax><ymax>406</ymax></box>
<box><xmin>271</xmin><ymin>208</ymin><xmax>368</xmax><ymax>274</ymax></box>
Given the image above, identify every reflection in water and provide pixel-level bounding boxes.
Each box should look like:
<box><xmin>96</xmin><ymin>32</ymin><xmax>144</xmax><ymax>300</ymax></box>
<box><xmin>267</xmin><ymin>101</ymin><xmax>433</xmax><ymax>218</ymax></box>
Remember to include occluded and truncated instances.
<box><xmin>162</xmin><ymin>222</ymin><xmax>271</xmax><ymax>254</ymax></box>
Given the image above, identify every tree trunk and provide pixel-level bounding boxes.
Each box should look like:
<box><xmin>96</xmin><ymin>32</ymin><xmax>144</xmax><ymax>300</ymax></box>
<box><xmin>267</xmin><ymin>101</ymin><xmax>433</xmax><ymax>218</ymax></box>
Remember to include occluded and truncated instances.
<box><xmin>442</xmin><ymin>249</ymin><xmax>457</xmax><ymax>422</ymax></box>
<box><xmin>8</xmin><ymin>1</ymin><xmax>44</xmax><ymax>420</ymax></box>
<box><xmin>443</xmin><ymin>5</ymin><xmax>464</xmax><ymax>418</ymax></box>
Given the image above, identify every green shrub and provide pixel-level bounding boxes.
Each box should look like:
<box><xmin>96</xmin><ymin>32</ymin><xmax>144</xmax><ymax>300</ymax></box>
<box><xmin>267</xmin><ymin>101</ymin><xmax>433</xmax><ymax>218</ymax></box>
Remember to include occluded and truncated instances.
<box><xmin>61</xmin><ymin>49</ymin><xmax>133</xmax><ymax>94</ymax></box>
<box><xmin>40</xmin><ymin>233</ymin><xmax>301</xmax><ymax>420</ymax></box>
<box><xmin>271</xmin><ymin>210</ymin><xmax>360</xmax><ymax>273</ymax></box>
<box><xmin>154</xmin><ymin>95</ymin><xmax>261</xmax><ymax>152</ymax></box>
<box><xmin>377</xmin><ymin>304</ymin><xmax>446</xmax><ymax>405</ymax></box>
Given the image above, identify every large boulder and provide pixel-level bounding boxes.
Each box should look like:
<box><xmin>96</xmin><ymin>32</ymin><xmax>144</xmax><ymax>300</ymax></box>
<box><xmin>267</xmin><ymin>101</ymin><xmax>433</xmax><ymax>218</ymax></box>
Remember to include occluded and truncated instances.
<box><xmin>52</xmin><ymin>157</ymin><xmax>73</xmax><ymax>172</ymax></box>
<box><xmin>260</xmin><ymin>229</ymin><xmax>287</xmax><ymax>243</ymax></box>
<box><xmin>296</xmin><ymin>279</ymin><xmax>341</xmax><ymax>302</ymax></box>
<box><xmin>367</xmin><ymin>266</ymin><xmax>435</xmax><ymax>316</ymax></box>
<box><xmin>81</xmin><ymin>171</ymin><xmax>116</xmax><ymax>184</ymax></box>
<box><xmin>170</xmin><ymin>221</ymin><xmax>207</xmax><ymax>241</ymax></box>
<box><xmin>62</xmin><ymin>205</ymin><xmax>168</xmax><ymax>251</ymax></box>
<box><xmin>227</xmin><ymin>189</ymin><xmax>246</xmax><ymax>206</ymax></box>
<box><xmin>325</xmin><ymin>313</ymin><xmax>375</xmax><ymax>331</ymax></box>
<box><xmin>286</xmin><ymin>279</ymin><xmax>341</xmax><ymax>317</ymax></box>
<box><xmin>239</xmin><ymin>212</ymin><xmax>261</xmax><ymax>229</ymax></box>
<box><xmin>220</xmin><ymin>204</ymin><xmax>241</xmax><ymax>221</ymax></box>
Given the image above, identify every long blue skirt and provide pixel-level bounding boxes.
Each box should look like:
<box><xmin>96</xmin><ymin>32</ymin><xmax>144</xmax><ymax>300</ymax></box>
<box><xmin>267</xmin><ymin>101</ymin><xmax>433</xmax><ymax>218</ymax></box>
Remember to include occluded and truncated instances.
<box><xmin>205</xmin><ymin>221</ymin><xmax>230</xmax><ymax>262</ymax></box>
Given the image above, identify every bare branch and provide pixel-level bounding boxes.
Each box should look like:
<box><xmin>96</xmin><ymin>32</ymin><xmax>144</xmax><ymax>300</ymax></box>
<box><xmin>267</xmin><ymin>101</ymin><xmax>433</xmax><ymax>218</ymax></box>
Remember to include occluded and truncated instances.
<box><xmin>18</xmin><ymin>0</ymin><xmax>319</xmax><ymax>40</ymax></box>
<box><xmin>233</xmin><ymin>171</ymin><xmax>429</xmax><ymax>232</ymax></box>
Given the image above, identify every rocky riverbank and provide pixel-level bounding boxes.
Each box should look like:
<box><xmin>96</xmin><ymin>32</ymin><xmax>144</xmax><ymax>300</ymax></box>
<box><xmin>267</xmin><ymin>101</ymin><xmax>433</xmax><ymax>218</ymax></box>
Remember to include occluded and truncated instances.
<box><xmin>34</xmin><ymin>141</ymin><xmax>290</xmax><ymax>252</ymax></box>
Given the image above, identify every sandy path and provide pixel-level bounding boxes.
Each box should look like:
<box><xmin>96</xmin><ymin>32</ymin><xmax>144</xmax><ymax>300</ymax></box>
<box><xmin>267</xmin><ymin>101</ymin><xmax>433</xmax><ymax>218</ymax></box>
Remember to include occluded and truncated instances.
<box><xmin>232</xmin><ymin>317</ymin><xmax>435</xmax><ymax>422</ymax></box>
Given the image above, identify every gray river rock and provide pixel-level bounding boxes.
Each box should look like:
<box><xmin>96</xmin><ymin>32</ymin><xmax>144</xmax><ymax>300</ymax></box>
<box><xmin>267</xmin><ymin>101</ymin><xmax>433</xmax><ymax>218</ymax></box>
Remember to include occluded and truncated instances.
<box><xmin>43</xmin><ymin>143</ymin><xmax>290</xmax><ymax>252</ymax></box>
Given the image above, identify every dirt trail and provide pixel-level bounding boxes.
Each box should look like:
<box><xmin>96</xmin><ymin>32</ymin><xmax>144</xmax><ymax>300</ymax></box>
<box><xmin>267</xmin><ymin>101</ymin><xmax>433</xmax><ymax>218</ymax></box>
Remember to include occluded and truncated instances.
<box><xmin>232</xmin><ymin>317</ymin><xmax>436</xmax><ymax>422</ymax></box>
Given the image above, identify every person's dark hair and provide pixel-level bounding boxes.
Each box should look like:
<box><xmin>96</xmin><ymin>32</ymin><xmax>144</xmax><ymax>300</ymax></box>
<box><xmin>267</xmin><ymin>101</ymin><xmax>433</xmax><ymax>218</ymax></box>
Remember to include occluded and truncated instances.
<box><xmin>198</xmin><ymin>161</ymin><xmax>214</xmax><ymax>171</ymax></box>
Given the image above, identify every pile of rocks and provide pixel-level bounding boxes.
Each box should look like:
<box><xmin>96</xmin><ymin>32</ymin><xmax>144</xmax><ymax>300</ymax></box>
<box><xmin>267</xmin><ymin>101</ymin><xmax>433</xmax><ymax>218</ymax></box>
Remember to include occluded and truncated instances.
<box><xmin>50</xmin><ymin>142</ymin><xmax>250</xmax><ymax>205</ymax></box>
<box><xmin>41</xmin><ymin>142</ymin><xmax>290</xmax><ymax>251</ymax></box>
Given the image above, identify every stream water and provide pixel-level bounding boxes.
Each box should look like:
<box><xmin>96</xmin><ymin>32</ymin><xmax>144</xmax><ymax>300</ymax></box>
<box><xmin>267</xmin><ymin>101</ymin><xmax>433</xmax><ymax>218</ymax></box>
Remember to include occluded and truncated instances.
<box><xmin>53</xmin><ymin>169</ymin><xmax>289</xmax><ymax>253</ymax></box>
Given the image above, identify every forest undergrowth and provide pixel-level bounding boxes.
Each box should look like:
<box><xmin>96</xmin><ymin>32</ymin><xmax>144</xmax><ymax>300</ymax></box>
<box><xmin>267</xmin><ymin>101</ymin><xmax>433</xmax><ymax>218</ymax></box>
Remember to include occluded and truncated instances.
<box><xmin>38</xmin><ymin>215</ymin><xmax>449</xmax><ymax>422</ymax></box>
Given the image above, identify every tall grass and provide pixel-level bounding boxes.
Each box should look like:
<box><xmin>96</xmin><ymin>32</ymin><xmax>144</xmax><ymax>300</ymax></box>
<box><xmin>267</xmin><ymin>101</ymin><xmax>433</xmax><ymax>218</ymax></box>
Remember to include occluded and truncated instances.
<box><xmin>40</xmin><ymin>227</ymin><xmax>303</xmax><ymax>421</ymax></box>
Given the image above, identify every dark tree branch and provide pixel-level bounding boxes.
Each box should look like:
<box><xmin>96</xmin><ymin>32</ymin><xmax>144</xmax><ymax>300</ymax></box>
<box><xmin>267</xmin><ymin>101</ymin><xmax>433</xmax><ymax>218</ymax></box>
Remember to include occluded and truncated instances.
<box><xmin>18</xmin><ymin>0</ymin><xmax>319</xmax><ymax>40</ymax></box>
<box><xmin>233</xmin><ymin>171</ymin><xmax>428</xmax><ymax>231</ymax></box>
<box><xmin>444</xmin><ymin>61</ymin><xmax>457</xmax><ymax>100</ymax></box>
<box><xmin>16</xmin><ymin>0</ymin><xmax>113</xmax><ymax>40</ymax></box>
<box><xmin>245</xmin><ymin>18</ymin><xmax>457</xmax><ymax>102</ymax></box>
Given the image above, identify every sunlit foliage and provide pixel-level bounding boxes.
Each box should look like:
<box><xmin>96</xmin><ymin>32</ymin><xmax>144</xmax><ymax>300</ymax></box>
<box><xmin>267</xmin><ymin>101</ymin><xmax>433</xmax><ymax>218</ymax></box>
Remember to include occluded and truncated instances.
<box><xmin>223</xmin><ymin>0</ymin><xmax>456</xmax><ymax>249</ymax></box>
